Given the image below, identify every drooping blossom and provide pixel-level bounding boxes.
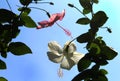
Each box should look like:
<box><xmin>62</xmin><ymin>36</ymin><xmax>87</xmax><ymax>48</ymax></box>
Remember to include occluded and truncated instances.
<box><xmin>37</xmin><ymin>10</ymin><xmax>72</xmax><ymax>37</ymax></box>
<box><xmin>47</xmin><ymin>41</ymin><xmax>84</xmax><ymax>70</ymax></box>
<box><xmin>37</xmin><ymin>9</ymin><xmax>65</xmax><ymax>29</ymax></box>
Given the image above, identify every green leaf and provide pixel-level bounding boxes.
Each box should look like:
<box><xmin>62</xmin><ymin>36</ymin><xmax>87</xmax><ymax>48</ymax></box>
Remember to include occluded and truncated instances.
<box><xmin>79</xmin><ymin>0</ymin><xmax>91</xmax><ymax>10</ymax></box>
<box><xmin>89</xmin><ymin>43</ymin><xmax>101</xmax><ymax>54</ymax></box>
<box><xmin>20</xmin><ymin>0</ymin><xmax>32</xmax><ymax>5</ymax></box>
<box><xmin>0</xmin><ymin>9</ymin><xmax>16</xmax><ymax>23</ymax></box>
<box><xmin>83</xmin><ymin>8</ymin><xmax>91</xmax><ymax>14</ymax></box>
<box><xmin>18</xmin><ymin>7</ymin><xmax>31</xmax><ymax>15</ymax></box>
<box><xmin>72</xmin><ymin>69</ymin><xmax>92</xmax><ymax>81</ymax></box>
<box><xmin>21</xmin><ymin>14</ymin><xmax>37</xmax><ymax>28</ymax></box>
<box><xmin>78</xmin><ymin>55</ymin><xmax>91</xmax><ymax>72</ymax></box>
<box><xmin>76</xmin><ymin>18</ymin><xmax>90</xmax><ymax>25</ymax></box>
<box><xmin>8</xmin><ymin>42</ymin><xmax>32</xmax><ymax>55</ymax></box>
<box><xmin>92</xmin><ymin>75</ymin><xmax>108</xmax><ymax>81</ymax></box>
<box><xmin>1</xmin><ymin>53</ymin><xmax>7</xmax><ymax>58</ymax></box>
<box><xmin>102</xmin><ymin>46</ymin><xmax>118</xmax><ymax>60</ymax></box>
<box><xmin>93</xmin><ymin>0</ymin><xmax>99</xmax><ymax>4</ymax></box>
<box><xmin>0</xmin><ymin>59</ymin><xmax>6</xmax><ymax>69</ymax></box>
<box><xmin>0</xmin><ymin>77</ymin><xmax>7</xmax><ymax>81</ymax></box>
<box><xmin>99</xmin><ymin>69</ymin><xmax>108</xmax><ymax>75</ymax></box>
<box><xmin>90</xmin><ymin>11</ymin><xmax>108</xmax><ymax>28</ymax></box>
<box><xmin>77</xmin><ymin>32</ymin><xmax>94</xmax><ymax>43</ymax></box>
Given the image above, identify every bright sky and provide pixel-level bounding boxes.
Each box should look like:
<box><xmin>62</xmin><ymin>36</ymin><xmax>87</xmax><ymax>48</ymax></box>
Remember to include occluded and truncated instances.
<box><xmin>0</xmin><ymin>0</ymin><xmax>120</xmax><ymax>81</ymax></box>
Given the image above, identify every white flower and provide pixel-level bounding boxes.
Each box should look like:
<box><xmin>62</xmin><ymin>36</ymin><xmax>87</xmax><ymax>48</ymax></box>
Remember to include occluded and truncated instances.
<box><xmin>47</xmin><ymin>41</ymin><xmax>84</xmax><ymax>70</ymax></box>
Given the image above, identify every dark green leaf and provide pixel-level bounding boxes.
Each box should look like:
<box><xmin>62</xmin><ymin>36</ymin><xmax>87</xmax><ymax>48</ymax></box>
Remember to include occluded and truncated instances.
<box><xmin>79</xmin><ymin>0</ymin><xmax>91</xmax><ymax>10</ymax></box>
<box><xmin>8</xmin><ymin>42</ymin><xmax>32</xmax><ymax>55</ymax></box>
<box><xmin>0</xmin><ymin>59</ymin><xmax>6</xmax><ymax>69</ymax></box>
<box><xmin>90</xmin><ymin>11</ymin><xmax>108</xmax><ymax>28</ymax></box>
<box><xmin>72</xmin><ymin>69</ymin><xmax>92</xmax><ymax>81</ymax></box>
<box><xmin>93</xmin><ymin>0</ymin><xmax>99</xmax><ymax>4</ymax></box>
<box><xmin>0</xmin><ymin>77</ymin><xmax>7</xmax><ymax>81</ymax></box>
<box><xmin>21</xmin><ymin>15</ymin><xmax>37</xmax><ymax>28</ymax></box>
<box><xmin>1</xmin><ymin>52</ymin><xmax>7</xmax><ymax>58</ymax></box>
<box><xmin>97</xmin><ymin>59</ymin><xmax>108</xmax><ymax>65</ymax></box>
<box><xmin>0</xmin><ymin>9</ymin><xmax>16</xmax><ymax>23</ymax></box>
<box><xmin>92</xmin><ymin>75</ymin><xmax>108</xmax><ymax>81</ymax></box>
<box><xmin>99</xmin><ymin>69</ymin><xmax>108</xmax><ymax>75</ymax></box>
<box><xmin>77</xmin><ymin>32</ymin><xmax>94</xmax><ymax>43</ymax></box>
<box><xmin>76</xmin><ymin>18</ymin><xmax>90</xmax><ymax>25</ymax></box>
<box><xmin>102</xmin><ymin>46</ymin><xmax>118</xmax><ymax>60</ymax></box>
<box><xmin>91</xmin><ymin>64</ymin><xmax>100</xmax><ymax>71</ymax></box>
<box><xmin>78</xmin><ymin>55</ymin><xmax>91</xmax><ymax>72</ymax></box>
<box><xmin>20</xmin><ymin>0</ymin><xmax>32</xmax><ymax>5</ymax></box>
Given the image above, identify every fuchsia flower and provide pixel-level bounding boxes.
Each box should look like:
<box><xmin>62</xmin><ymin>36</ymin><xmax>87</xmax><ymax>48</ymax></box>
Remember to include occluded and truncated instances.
<box><xmin>37</xmin><ymin>9</ymin><xmax>72</xmax><ymax>37</ymax></box>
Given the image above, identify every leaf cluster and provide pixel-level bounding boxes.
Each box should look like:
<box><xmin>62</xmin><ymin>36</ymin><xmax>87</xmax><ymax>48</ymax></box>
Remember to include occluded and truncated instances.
<box><xmin>0</xmin><ymin>0</ymin><xmax>45</xmax><ymax>80</ymax></box>
<box><xmin>68</xmin><ymin>0</ymin><xmax>118</xmax><ymax>81</ymax></box>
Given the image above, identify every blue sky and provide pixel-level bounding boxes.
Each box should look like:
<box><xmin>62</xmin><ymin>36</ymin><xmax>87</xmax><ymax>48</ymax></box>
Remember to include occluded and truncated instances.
<box><xmin>0</xmin><ymin>0</ymin><xmax>120</xmax><ymax>81</ymax></box>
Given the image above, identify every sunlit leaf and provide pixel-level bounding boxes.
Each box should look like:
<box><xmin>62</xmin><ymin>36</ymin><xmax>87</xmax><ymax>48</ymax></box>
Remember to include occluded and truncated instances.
<box><xmin>0</xmin><ymin>9</ymin><xmax>16</xmax><ymax>23</ymax></box>
<box><xmin>76</xmin><ymin>18</ymin><xmax>90</xmax><ymax>25</ymax></box>
<box><xmin>78</xmin><ymin>55</ymin><xmax>91</xmax><ymax>72</ymax></box>
<box><xmin>0</xmin><ymin>59</ymin><xmax>6</xmax><ymax>69</ymax></box>
<box><xmin>8</xmin><ymin>42</ymin><xmax>32</xmax><ymax>55</ymax></box>
<box><xmin>18</xmin><ymin>7</ymin><xmax>31</xmax><ymax>15</ymax></box>
<box><xmin>83</xmin><ymin>8</ymin><xmax>91</xmax><ymax>14</ymax></box>
<box><xmin>89</xmin><ymin>43</ymin><xmax>101</xmax><ymax>54</ymax></box>
<box><xmin>0</xmin><ymin>77</ymin><xmax>7</xmax><ymax>81</ymax></box>
<box><xmin>90</xmin><ymin>11</ymin><xmax>108</xmax><ymax>28</ymax></box>
<box><xmin>21</xmin><ymin>15</ymin><xmax>37</xmax><ymax>28</ymax></box>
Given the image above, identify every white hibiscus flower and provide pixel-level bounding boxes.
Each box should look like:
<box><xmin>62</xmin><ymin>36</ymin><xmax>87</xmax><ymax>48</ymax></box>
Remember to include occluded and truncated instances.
<box><xmin>47</xmin><ymin>41</ymin><xmax>84</xmax><ymax>70</ymax></box>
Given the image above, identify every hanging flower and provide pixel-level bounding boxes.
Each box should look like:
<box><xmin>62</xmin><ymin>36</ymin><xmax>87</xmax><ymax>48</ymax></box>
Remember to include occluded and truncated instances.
<box><xmin>37</xmin><ymin>9</ymin><xmax>65</xmax><ymax>29</ymax></box>
<box><xmin>37</xmin><ymin>10</ymin><xmax>72</xmax><ymax>37</ymax></box>
<box><xmin>47</xmin><ymin>41</ymin><xmax>84</xmax><ymax>70</ymax></box>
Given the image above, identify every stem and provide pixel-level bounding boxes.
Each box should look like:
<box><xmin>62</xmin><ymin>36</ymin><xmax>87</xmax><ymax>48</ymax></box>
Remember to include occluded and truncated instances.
<box><xmin>32</xmin><ymin>1</ymin><xmax>53</xmax><ymax>4</ymax></box>
<box><xmin>90</xmin><ymin>0</ymin><xmax>94</xmax><ymax>17</ymax></box>
<box><xmin>29</xmin><ymin>7</ymin><xmax>48</xmax><ymax>13</ymax></box>
<box><xmin>74</xmin><ymin>6</ymin><xmax>89</xmax><ymax>19</ymax></box>
<box><xmin>6</xmin><ymin>0</ymin><xmax>12</xmax><ymax>11</ymax></box>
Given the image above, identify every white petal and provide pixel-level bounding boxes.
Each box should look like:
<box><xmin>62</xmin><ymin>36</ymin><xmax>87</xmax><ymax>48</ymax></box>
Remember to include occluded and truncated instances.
<box><xmin>60</xmin><ymin>57</ymin><xmax>76</xmax><ymax>70</ymax></box>
<box><xmin>47</xmin><ymin>52</ymin><xmax>64</xmax><ymax>63</ymax></box>
<box><xmin>63</xmin><ymin>41</ymin><xmax>76</xmax><ymax>54</ymax></box>
<box><xmin>48</xmin><ymin>41</ymin><xmax>63</xmax><ymax>53</ymax></box>
<box><xmin>71</xmin><ymin>52</ymin><xmax>85</xmax><ymax>64</ymax></box>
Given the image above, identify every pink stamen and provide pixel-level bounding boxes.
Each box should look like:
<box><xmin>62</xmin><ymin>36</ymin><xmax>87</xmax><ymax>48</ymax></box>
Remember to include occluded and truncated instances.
<box><xmin>56</xmin><ymin>22</ymin><xmax>72</xmax><ymax>38</ymax></box>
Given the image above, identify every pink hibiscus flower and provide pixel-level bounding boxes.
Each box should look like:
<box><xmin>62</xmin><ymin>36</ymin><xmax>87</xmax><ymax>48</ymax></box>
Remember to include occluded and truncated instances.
<box><xmin>37</xmin><ymin>9</ymin><xmax>65</xmax><ymax>29</ymax></box>
<box><xmin>37</xmin><ymin>9</ymin><xmax>72</xmax><ymax>38</ymax></box>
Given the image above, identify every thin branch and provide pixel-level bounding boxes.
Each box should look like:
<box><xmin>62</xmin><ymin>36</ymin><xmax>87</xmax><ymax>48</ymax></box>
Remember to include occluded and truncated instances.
<box><xmin>29</xmin><ymin>7</ymin><xmax>49</xmax><ymax>13</ymax></box>
<box><xmin>6</xmin><ymin>0</ymin><xmax>12</xmax><ymax>11</ymax></box>
<box><xmin>32</xmin><ymin>1</ymin><xmax>54</xmax><ymax>5</ymax></box>
<box><xmin>74</xmin><ymin>6</ymin><xmax>89</xmax><ymax>19</ymax></box>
